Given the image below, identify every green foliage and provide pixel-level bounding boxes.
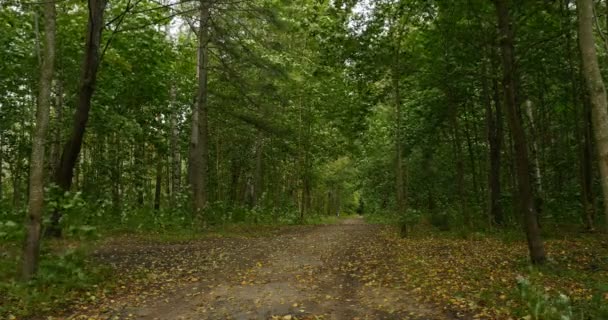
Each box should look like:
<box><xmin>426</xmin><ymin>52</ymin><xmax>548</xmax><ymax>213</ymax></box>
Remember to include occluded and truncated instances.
<box><xmin>0</xmin><ymin>219</ymin><xmax>22</xmax><ymax>241</ymax></box>
<box><xmin>0</xmin><ymin>248</ymin><xmax>108</xmax><ymax>318</ymax></box>
<box><xmin>516</xmin><ymin>277</ymin><xmax>608</xmax><ymax>320</ymax></box>
<box><xmin>516</xmin><ymin>276</ymin><xmax>574</xmax><ymax>320</ymax></box>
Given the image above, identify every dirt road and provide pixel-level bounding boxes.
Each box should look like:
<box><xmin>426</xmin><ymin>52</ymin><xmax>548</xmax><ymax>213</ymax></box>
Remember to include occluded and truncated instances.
<box><xmin>74</xmin><ymin>218</ymin><xmax>452</xmax><ymax>320</ymax></box>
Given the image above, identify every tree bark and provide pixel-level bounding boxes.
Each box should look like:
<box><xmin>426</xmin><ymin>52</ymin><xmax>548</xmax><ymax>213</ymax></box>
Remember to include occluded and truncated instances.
<box><xmin>189</xmin><ymin>0</ymin><xmax>210</xmax><ymax>215</ymax></box>
<box><xmin>493</xmin><ymin>0</ymin><xmax>546</xmax><ymax>264</ymax></box>
<box><xmin>524</xmin><ymin>100</ymin><xmax>544</xmax><ymax>224</ymax></box>
<box><xmin>48</xmin><ymin>0</ymin><xmax>106</xmax><ymax>237</ymax></box>
<box><xmin>22</xmin><ymin>0</ymin><xmax>55</xmax><ymax>279</ymax></box>
<box><xmin>577</xmin><ymin>0</ymin><xmax>608</xmax><ymax>232</ymax></box>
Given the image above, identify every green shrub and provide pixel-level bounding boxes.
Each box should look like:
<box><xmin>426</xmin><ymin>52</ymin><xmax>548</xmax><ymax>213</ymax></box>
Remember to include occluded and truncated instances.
<box><xmin>516</xmin><ymin>275</ymin><xmax>573</xmax><ymax>320</ymax></box>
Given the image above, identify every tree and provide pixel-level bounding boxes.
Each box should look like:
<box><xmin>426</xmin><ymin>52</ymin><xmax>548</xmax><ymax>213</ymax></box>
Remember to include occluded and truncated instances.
<box><xmin>493</xmin><ymin>0</ymin><xmax>546</xmax><ymax>264</ymax></box>
<box><xmin>48</xmin><ymin>0</ymin><xmax>107</xmax><ymax>237</ymax></box>
<box><xmin>188</xmin><ymin>0</ymin><xmax>210</xmax><ymax>215</ymax></box>
<box><xmin>22</xmin><ymin>0</ymin><xmax>56</xmax><ymax>279</ymax></box>
<box><xmin>576</xmin><ymin>0</ymin><xmax>608</xmax><ymax>232</ymax></box>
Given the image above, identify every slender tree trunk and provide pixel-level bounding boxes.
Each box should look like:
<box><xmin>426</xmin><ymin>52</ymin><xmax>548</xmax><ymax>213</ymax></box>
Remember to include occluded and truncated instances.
<box><xmin>253</xmin><ymin>134</ymin><xmax>264</xmax><ymax>207</ymax></box>
<box><xmin>463</xmin><ymin>105</ymin><xmax>481</xmax><ymax>207</ymax></box>
<box><xmin>393</xmin><ymin>44</ymin><xmax>405</xmax><ymax>218</ymax></box>
<box><xmin>170</xmin><ymin>86</ymin><xmax>180</xmax><ymax>206</ymax></box>
<box><xmin>484</xmin><ymin>60</ymin><xmax>504</xmax><ymax>226</ymax></box>
<box><xmin>230</xmin><ymin>157</ymin><xmax>241</xmax><ymax>203</ymax></box>
<box><xmin>564</xmin><ymin>0</ymin><xmax>596</xmax><ymax>231</ymax></box>
<box><xmin>189</xmin><ymin>0</ymin><xmax>210</xmax><ymax>215</ymax></box>
<box><xmin>524</xmin><ymin>100</ymin><xmax>544</xmax><ymax>225</ymax></box>
<box><xmin>111</xmin><ymin>134</ymin><xmax>121</xmax><ymax>213</ymax></box>
<box><xmin>215</xmin><ymin>139</ymin><xmax>221</xmax><ymax>201</ymax></box>
<box><xmin>135</xmin><ymin>143</ymin><xmax>144</xmax><ymax>205</ymax></box>
<box><xmin>22</xmin><ymin>0</ymin><xmax>55</xmax><ymax>279</ymax></box>
<box><xmin>581</xmin><ymin>95</ymin><xmax>596</xmax><ymax>230</ymax></box>
<box><xmin>50</xmin><ymin>79</ymin><xmax>63</xmax><ymax>176</ymax></box>
<box><xmin>12</xmin><ymin>164</ymin><xmax>21</xmax><ymax>208</ymax></box>
<box><xmin>494</xmin><ymin>0</ymin><xmax>546</xmax><ymax>264</ymax></box>
<box><xmin>48</xmin><ymin>0</ymin><xmax>106</xmax><ymax>237</ymax></box>
<box><xmin>577</xmin><ymin>0</ymin><xmax>608</xmax><ymax>232</ymax></box>
<box><xmin>450</xmin><ymin>111</ymin><xmax>469</xmax><ymax>226</ymax></box>
<box><xmin>154</xmin><ymin>158</ymin><xmax>162</xmax><ymax>211</ymax></box>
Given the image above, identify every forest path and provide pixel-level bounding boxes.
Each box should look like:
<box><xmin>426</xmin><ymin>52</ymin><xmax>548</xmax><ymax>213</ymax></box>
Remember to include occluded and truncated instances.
<box><xmin>76</xmin><ymin>217</ymin><xmax>453</xmax><ymax>320</ymax></box>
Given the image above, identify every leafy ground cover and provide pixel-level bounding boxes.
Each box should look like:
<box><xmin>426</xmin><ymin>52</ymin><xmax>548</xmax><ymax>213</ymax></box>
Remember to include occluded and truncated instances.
<box><xmin>2</xmin><ymin>217</ymin><xmax>607</xmax><ymax>319</ymax></box>
<box><xmin>383</xmin><ymin>227</ymin><xmax>608</xmax><ymax>319</ymax></box>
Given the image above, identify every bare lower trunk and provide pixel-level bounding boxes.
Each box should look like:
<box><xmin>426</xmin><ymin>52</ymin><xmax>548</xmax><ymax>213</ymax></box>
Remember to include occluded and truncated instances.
<box><xmin>577</xmin><ymin>0</ymin><xmax>608</xmax><ymax>232</ymax></box>
<box><xmin>22</xmin><ymin>0</ymin><xmax>55</xmax><ymax>279</ymax></box>
<box><xmin>494</xmin><ymin>0</ymin><xmax>546</xmax><ymax>264</ymax></box>
<box><xmin>49</xmin><ymin>0</ymin><xmax>106</xmax><ymax>237</ymax></box>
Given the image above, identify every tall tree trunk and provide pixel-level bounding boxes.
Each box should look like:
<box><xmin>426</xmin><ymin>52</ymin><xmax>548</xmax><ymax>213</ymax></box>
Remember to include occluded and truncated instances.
<box><xmin>577</xmin><ymin>0</ymin><xmax>608</xmax><ymax>232</ymax></box>
<box><xmin>48</xmin><ymin>0</ymin><xmax>106</xmax><ymax>237</ymax></box>
<box><xmin>393</xmin><ymin>44</ymin><xmax>406</xmax><ymax>218</ymax></box>
<box><xmin>493</xmin><ymin>0</ymin><xmax>546</xmax><ymax>264</ymax></box>
<box><xmin>581</xmin><ymin>95</ymin><xmax>596</xmax><ymax>230</ymax></box>
<box><xmin>565</xmin><ymin>0</ymin><xmax>596</xmax><ymax>230</ymax></box>
<box><xmin>170</xmin><ymin>86</ymin><xmax>181</xmax><ymax>206</ymax></box>
<box><xmin>524</xmin><ymin>100</ymin><xmax>544</xmax><ymax>224</ymax></box>
<box><xmin>483</xmin><ymin>60</ymin><xmax>504</xmax><ymax>226</ymax></box>
<box><xmin>22</xmin><ymin>0</ymin><xmax>55</xmax><ymax>279</ymax></box>
<box><xmin>189</xmin><ymin>0</ymin><xmax>210</xmax><ymax>215</ymax></box>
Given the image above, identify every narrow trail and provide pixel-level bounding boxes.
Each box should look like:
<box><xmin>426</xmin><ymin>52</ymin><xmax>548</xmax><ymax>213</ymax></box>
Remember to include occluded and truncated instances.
<box><xmin>75</xmin><ymin>218</ymin><xmax>453</xmax><ymax>320</ymax></box>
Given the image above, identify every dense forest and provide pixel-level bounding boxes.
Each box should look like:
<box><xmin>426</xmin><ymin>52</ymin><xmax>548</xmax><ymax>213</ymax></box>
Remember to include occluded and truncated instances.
<box><xmin>1</xmin><ymin>0</ymin><xmax>608</xmax><ymax>319</ymax></box>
